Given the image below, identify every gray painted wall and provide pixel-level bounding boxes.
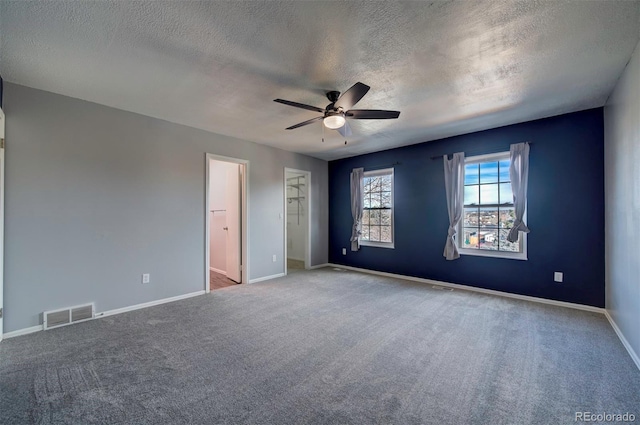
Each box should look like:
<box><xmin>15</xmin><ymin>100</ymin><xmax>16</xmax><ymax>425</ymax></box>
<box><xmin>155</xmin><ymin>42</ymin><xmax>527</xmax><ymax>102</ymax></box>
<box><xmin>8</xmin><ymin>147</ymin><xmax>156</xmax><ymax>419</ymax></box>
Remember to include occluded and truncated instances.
<box><xmin>604</xmin><ymin>40</ymin><xmax>640</xmax><ymax>364</ymax></box>
<box><xmin>3</xmin><ymin>83</ymin><xmax>328</xmax><ymax>333</ymax></box>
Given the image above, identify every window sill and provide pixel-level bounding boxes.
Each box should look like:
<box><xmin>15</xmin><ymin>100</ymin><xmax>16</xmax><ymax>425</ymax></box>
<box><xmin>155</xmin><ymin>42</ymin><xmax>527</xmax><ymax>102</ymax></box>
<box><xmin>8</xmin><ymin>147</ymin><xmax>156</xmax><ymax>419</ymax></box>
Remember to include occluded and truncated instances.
<box><xmin>360</xmin><ymin>240</ymin><xmax>395</xmax><ymax>249</ymax></box>
<box><xmin>459</xmin><ymin>248</ymin><xmax>527</xmax><ymax>261</ymax></box>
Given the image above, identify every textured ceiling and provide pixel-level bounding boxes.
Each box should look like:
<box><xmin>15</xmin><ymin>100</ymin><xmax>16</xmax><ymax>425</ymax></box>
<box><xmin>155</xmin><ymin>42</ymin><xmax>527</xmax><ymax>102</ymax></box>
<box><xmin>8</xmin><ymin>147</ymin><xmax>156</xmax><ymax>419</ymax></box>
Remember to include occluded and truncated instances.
<box><xmin>1</xmin><ymin>1</ymin><xmax>639</xmax><ymax>160</ymax></box>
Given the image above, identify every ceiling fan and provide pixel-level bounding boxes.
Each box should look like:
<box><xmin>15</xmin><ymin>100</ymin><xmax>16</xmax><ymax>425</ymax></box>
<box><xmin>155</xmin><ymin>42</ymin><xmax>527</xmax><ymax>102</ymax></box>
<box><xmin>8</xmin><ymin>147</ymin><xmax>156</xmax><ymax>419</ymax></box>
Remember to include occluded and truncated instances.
<box><xmin>274</xmin><ymin>82</ymin><xmax>400</xmax><ymax>137</ymax></box>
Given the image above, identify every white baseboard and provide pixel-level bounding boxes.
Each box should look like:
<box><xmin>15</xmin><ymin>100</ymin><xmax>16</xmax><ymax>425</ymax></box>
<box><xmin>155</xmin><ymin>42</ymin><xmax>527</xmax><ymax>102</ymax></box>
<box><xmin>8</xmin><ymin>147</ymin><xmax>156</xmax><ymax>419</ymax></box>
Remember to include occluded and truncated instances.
<box><xmin>308</xmin><ymin>263</ymin><xmax>330</xmax><ymax>270</ymax></box>
<box><xmin>209</xmin><ymin>267</ymin><xmax>227</xmax><ymax>276</ymax></box>
<box><xmin>327</xmin><ymin>263</ymin><xmax>605</xmax><ymax>314</ymax></box>
<box><xmin>249</xmin><ymin>273</ymin><xmax>285</xmax><ymax>283</ymax></box>
<box><xmin>3</xmin><ymin>324</ymin><xmax>43</xmax><ymax>339</ymax></box>
<box><xmin>604</xmin><ymin>310</ymin><xmax>640</xmax><ymax>371</ymax></box>
<box><xmin>95</xmin><ymin>290</ymin><xmax>205</xmax><ymax>319</ymax></box>
<box><xmin>2</xmin><ymin>290</ymin><xmax>206</xmax><ymax>339</ymax></box>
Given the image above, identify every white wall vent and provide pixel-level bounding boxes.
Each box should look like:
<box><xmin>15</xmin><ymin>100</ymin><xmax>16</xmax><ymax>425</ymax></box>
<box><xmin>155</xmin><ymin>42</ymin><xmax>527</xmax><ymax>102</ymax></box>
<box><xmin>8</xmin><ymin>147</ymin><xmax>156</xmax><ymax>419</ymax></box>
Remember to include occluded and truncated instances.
<box><xmin>43</xmin><ymin>303</ymin><xmax>95</xmax><ymax>330</ymax></box>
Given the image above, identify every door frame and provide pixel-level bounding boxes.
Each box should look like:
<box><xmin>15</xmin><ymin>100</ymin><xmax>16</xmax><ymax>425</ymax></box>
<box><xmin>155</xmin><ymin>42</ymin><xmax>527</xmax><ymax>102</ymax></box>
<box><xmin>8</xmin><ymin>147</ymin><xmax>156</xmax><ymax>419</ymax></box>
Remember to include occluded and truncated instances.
<box><xmin>205</xmin><ymin>153</ymin><xmax>249</xmax><ymax>293</ymax></box>
<box><xmin>0</xmin><ymin>108</ymin><xmax>4</xmax><ymax>341</ymax></box>
<box><xmin>284</xmin><ymin>168</ymin><xmax>311</xmax><ymax>275</ymax></box>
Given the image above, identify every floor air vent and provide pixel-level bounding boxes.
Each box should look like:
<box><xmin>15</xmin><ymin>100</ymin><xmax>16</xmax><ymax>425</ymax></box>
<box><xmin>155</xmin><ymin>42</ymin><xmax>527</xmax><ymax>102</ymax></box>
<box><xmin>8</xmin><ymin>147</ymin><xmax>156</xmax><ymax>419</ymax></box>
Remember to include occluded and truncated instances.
<box><xmin>43</xmin><ymin>303</ymin><xmax>95</xmax><ymax>330</ymax></box>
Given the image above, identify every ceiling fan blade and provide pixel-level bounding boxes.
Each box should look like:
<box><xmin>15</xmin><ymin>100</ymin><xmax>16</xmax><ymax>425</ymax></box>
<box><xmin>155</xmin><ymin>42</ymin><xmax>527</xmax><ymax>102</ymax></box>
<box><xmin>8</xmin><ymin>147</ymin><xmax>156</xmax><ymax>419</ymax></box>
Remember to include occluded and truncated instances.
<box><xmin>274</xmin><ymin>99</ymin><xmax>324</xmax><ymax>113</ymax></box>
<box><xmin>334</xmin><ymin>82</ymin><xmax>370</xmax><ymax>110</ymax></box>
<box><xmin>286</xmin><ymin>116</ymin><xmax>324</xmax><ymax>130</ymax></box>
<box><xmin>346</xmin><ymin>109</ymin><xmax>400</xmax><ymax>119</ymax></box>
<box><xmin>336</xmin><ymin>120</ymin><xmax>352</xmax><ymax>137</ymax></box>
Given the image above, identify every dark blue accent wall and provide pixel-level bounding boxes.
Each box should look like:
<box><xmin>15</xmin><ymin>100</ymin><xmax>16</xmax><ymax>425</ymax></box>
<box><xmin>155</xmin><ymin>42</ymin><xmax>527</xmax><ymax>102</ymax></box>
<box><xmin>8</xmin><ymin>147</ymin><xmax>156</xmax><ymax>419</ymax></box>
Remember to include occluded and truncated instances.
<box><xmin>329</xmin><ymin>108</ymin><xmax>605</xmax><ymax>307</ymax></box>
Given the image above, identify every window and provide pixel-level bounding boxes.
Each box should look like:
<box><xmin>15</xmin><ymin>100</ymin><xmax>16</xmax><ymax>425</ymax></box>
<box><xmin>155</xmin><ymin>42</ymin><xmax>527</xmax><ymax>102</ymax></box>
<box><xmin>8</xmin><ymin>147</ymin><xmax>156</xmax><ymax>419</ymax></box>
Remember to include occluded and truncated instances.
<box><xmin>460</xmin><ymin>152</ymin><xmax>526</xmax><ymax>259</ymax></box>
<box><xmin>360</xmin><ymin>168</ymin><xmax>394</xmax><ymax>248</ymax></box>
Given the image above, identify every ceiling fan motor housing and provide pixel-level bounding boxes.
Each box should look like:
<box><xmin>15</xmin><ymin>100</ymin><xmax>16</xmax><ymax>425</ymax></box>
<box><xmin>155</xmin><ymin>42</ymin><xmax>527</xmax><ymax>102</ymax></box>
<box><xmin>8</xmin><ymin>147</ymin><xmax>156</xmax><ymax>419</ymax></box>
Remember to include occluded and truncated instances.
<box><xmin>326</xmin><ymin>90</ymin><xmax>341</xmax><ymax>103</ymax></box>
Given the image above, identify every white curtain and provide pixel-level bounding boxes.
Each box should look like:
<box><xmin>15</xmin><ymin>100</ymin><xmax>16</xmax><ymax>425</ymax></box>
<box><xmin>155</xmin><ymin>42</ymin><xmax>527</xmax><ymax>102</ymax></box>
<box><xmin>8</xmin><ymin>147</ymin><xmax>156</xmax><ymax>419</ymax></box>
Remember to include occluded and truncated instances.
<box><xmin>350</xmin><ymin>167</ymin><xmax>364</xmax><ymax>251</ymax></box>
<box><xmin>443</xmin><ymin>152</ymin><xmax>464</xmax><ymax>260</ymax></box>
<box><xmin>507</xmin><ymin>142</ymin><xmax>530</xmax><ymax>243</ymax></box>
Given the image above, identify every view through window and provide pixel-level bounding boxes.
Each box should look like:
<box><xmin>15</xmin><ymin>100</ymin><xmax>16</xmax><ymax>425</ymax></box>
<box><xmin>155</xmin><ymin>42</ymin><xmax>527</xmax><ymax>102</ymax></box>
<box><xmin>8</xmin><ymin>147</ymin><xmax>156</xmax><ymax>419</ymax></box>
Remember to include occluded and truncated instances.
<box><xmin>361</xmin><ymin>168</ymin><xmax>394</xmax><ymax>247</ymax></box>
<box><xmin>461</xmin><ymin>153</ymin><xmax>524</xmax><ymax>255</ymax></box>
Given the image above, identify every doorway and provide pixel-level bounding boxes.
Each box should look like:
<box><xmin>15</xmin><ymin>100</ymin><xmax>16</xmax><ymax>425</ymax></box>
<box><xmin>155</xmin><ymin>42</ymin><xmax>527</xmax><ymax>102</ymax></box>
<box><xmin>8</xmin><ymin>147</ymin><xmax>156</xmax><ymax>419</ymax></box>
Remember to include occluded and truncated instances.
<box><xmin>284</xmin><ymin>168</ymin><xmax>311</xmax><ymax>274</ymax></box>
<box><xmin>206</xmin><ymin>154</ymin><xmax>248</xmax><ymax>293</ymax></box>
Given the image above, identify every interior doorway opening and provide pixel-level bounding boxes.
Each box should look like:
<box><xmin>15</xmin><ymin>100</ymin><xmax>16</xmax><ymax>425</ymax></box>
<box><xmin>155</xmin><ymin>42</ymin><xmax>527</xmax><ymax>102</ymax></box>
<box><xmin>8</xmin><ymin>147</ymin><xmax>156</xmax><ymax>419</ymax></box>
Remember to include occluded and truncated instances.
<box><xmin>206</xmin><ymin>154</ymin><xmax>248</xmax><ymax>292</ymax></box>
<box><xmin>284</xmin><ymin>168</ymin><xmax>311</xmax><ymax>275</ymax></box>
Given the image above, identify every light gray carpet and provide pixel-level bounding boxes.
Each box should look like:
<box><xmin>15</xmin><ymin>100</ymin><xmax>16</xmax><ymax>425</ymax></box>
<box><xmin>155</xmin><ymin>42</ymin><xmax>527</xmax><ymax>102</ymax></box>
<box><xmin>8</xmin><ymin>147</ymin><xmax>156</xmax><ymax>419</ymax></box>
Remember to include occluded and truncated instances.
<box><xmin>1</xmin><ymin>267</ymin><xmax>639</xmax><ymax>424</ymax></box>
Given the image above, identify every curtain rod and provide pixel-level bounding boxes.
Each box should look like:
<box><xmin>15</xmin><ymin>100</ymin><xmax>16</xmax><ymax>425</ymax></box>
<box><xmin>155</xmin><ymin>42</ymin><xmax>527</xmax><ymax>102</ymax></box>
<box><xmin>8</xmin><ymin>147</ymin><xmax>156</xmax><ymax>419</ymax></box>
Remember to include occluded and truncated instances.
<box><xmin>365</xmin><ymin>161</ymin><xmax>401</xmax><ymax>170</ymax></box>
<box><xmin>429</xmin><ymin>143</ymin><xmax>533</xmax><ymax>160</ymax></box>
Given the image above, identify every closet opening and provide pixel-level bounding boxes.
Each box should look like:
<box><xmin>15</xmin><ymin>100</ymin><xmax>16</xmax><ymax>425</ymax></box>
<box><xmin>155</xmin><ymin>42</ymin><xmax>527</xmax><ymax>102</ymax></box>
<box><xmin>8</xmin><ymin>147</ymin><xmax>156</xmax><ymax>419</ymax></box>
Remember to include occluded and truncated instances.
<box><xmin>284</xmin><ymin>168</ymin><xmax>311</xmax><ymax>274</ymax></box>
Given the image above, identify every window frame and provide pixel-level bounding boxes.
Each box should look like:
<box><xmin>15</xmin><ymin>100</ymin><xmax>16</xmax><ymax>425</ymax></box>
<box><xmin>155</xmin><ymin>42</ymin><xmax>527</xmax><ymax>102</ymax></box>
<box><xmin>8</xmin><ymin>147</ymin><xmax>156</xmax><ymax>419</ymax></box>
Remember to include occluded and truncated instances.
<box><xmin>458</xmin><ymin>152</ymin><xmax>527</xmax><ymax>261</ymax></box>
<box><xmin>360</xmin><ymin>167</ymin><xmax>395</xmax><ymax>249</ymax></box>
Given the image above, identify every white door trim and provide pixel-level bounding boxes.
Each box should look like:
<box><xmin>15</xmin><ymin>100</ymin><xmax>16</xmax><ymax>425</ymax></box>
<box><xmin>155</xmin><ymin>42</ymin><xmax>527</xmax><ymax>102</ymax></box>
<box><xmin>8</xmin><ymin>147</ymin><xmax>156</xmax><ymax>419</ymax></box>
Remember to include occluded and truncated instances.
<box><xmin>284</xmin><ymin>168</ymin><xmax>311</xmax><ymax>275</ymax></box>
<box><xmin>0</xmin><ymin>108</ymin><xmax>4</xmax><ymax>341</ymax></box>
<box><xmin>205</xmin><ymin>153</ymin><xmax>249</xmax><ymax>293</ymax></box>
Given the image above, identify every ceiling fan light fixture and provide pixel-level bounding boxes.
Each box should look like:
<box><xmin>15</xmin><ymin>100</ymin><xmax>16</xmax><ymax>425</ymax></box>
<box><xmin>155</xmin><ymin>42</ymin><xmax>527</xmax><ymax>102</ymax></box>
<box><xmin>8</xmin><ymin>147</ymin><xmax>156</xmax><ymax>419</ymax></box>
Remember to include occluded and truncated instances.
<box><xmin>324</xmin><ymin>114</ymin><xmax>346</xmax><ymax>129</ymax></box>
<box><xmin>275</xmin><ymin>82</ymin><xmax>399</xmax><ymax>134</ymax></box>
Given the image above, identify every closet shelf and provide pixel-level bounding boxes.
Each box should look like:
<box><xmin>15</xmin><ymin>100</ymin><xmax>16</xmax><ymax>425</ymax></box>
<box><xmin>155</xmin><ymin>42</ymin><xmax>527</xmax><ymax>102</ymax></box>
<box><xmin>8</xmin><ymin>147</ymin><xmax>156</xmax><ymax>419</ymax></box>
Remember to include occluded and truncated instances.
<box><xmin>287</xmin><ymin>175</ymin><xmax>305</xmax><ymax>224</ymax></box>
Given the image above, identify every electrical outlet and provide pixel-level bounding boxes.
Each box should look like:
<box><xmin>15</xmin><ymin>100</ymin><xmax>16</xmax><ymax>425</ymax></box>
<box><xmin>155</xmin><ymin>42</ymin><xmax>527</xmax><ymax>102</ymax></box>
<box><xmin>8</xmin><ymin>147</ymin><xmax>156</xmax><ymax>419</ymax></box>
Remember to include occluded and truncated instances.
<box><xmin>342</xmin><ymin>248</ymin><xmax>347</xmax><ymax>255</ymax></box>
<box><xmin>554</xmin><ymin>272</ymin><xmax>563</xmax><ymax>283</ymax></box>
<box><xmin>142</xmin><ymin>273</ymin><xmax>150</xmax><ymax>284</ymax></box>
<box><xmin>272</xmin><ymin>254</ymin><xmax>277</xmax><ymax>262</ymax></box>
